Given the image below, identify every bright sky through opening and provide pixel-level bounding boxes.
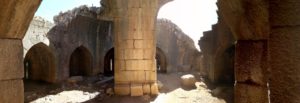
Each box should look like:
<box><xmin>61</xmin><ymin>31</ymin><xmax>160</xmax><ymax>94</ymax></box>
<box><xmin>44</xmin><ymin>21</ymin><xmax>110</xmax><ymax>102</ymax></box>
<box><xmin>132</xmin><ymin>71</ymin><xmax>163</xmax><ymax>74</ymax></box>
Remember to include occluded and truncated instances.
<box><xmin>35</xmin><ymin>0</ymin><xmax>218</xmax><ymax>51</ymax></box>
<box><xmin>157</xmin><ymin>0</ymin><xmax>218</xmax><ymax>51</ymax></box>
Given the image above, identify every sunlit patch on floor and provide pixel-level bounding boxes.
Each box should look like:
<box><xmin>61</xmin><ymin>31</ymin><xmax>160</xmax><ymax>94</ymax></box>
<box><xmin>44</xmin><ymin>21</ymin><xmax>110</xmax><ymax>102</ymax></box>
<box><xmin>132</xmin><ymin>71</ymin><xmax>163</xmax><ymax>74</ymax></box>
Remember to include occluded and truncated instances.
<box><xmin>31</xmin><ymin>90</ymin><xmax>100</xmax><ymax>103</ymax></box>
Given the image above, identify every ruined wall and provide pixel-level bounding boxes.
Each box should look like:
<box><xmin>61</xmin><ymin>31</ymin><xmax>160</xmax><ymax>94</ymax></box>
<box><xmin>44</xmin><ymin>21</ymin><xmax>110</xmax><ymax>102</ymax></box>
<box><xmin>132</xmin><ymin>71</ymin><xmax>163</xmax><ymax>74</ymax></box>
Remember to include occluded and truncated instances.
<box><xmin>23</xmin><ymin>16</ymin><xmax>54</xmax><ymax>56</ymax></box>
<box><xmin>47</xmin><ymin>6</ymin><xmax>113</xmax><ymax>81</ymax></box>
<box><xmin>199</xmin><ymin>14</ymin><xmax>235</xmax><ymax>84</ymax></box>
<box><xmin>156</xmin><ymin>19</ymin><xmax>201</xmax><ymax>73</ymax></box>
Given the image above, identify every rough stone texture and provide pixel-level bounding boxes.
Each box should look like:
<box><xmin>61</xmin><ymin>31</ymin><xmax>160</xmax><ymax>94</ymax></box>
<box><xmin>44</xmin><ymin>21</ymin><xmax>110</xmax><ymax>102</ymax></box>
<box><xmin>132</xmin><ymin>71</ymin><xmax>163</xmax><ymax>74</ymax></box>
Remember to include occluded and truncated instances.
<box><xmin>143</xmin><ymin>84</ymin><xmax>151</xmax><ymax>94</ymax></box>
<box><xmin>101</xmin><ymin>0</ymin><xmax>158</xmax><ymax>96</ymax></box>
<box><xmin>217</xmin><ymin>0</ymin><xmax>270</xmax><ymax>102</ymax></box>
<box><xmin>235</xmin><ymin>83</ymin><xmax>268</xmax><ymax>103</ymax></box>
<box><xmin>156</xmin><ymin>19</ymin><xmax>201</xmax><ymax>73</ymax></box>
<box><xmin>0</xmin><ymin>80</ymin><xmax>24</xmax><ymax>103</ymax></box>
<box><xmin>0</xmin><ymin>39</ymin><xmax>24</xmax><ymax>81</ymax></box>
<box><xmin>269</xmin><ymin>1</ymin><xmax>300</xmax><ymax>101</ymax></box>
<box><xmin>45</xmin><ymin>6</ymin><xmax>113</xmax><ymax>81</ymax></box>
<box><xmin>114</xmin><ymin>84</ymin><xmax>130</xmax><ymax>95</ymax></box>
<box><xmin>131</xmin><ymin>84</ymin><xmax>144</xmax><ymax>96</ymax></box>
<box><xmin>150</xmin><ymin>83</ymin><xmax>159</xmax><ymax>95</ymax></box>
<box><xmin>198</xmin><ymin>14</ymin><xmax>235</xmax><ymax>83</ymax></box>
<box><xmin>181</xmin><ymin>74</ymin><xmax>197</xmax><ymax>87</ymax></box>
<box><xmin>270</xmin><ymin>0</ymin><xmax>300</xmax><ymax>26</ymax></box>
<box><xmin>235</xmin><ymin>40</ymin><xmax>268</xmax><ymax>85</ymax></box>
<box><xmin>217</xmin><ymin>0</ymin><xmax>269</xmax><ymax>40</ymax></box>
<box><xmin>0</xmin><ymin>0</ymin><xmax>41</xmax><ymax>39</ymax></box>
<box><xmin>23</xmin><ymin>16</ymin><xmax>54</xmax><ymax>56</ymax></box>
<box><xmin>234</xmin><ymin>40</ymin><xmax>269</xmax><ymax>103</ymax></box>
<box><xmin>0</xmin><ymin>1</ymin><xmax>41</xmax><ymax>103</ymax></box>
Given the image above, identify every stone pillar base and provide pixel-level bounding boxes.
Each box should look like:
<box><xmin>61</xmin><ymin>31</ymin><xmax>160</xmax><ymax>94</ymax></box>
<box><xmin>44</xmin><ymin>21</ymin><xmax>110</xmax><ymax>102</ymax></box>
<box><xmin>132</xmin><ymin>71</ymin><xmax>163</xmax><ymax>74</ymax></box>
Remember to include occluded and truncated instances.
<box><xmin>114</xmin><ymin>82</ymin><xmax>158</xmax><ymax>96</ymax></box>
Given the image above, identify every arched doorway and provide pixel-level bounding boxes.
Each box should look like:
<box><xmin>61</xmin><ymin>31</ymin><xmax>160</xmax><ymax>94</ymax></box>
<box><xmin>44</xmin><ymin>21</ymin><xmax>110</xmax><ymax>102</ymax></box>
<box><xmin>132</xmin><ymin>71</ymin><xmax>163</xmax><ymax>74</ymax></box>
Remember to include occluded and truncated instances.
<box><xmin>24</xmin><ymin>43</ymin><xmax>56</xmax><ymax>83</ymax></box>
<box><xmin>69</xmin><ymin>46</ymin><xmax>93</xmax><ymax>76</ymax></box>
<box><xmin>104</xmin><ymin>48</ymin><xmax>114</xmax><ymax>76</ymax></box>
<box><xmin>156</xmin><ymin>47</ymin><xmax>167</xmax><ymax>73</ymax></box>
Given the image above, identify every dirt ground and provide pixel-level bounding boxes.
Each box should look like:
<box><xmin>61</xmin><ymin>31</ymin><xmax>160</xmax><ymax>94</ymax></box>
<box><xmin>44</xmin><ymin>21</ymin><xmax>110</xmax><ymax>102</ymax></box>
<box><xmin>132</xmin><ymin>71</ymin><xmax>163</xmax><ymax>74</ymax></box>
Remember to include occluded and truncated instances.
<box><xmin>25</xmin><ymin>71</ymin><xmax>232</xmax><ymax>103</ymax></box>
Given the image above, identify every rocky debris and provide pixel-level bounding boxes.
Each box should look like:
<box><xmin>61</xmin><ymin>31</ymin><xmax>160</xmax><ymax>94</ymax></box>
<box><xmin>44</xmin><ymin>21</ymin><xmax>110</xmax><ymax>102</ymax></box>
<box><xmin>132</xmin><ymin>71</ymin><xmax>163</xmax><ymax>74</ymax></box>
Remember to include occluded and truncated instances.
<box><xmin>67</xmin><ymin>76</ymin><xmax>83</xmax><ymax>84</ymax></box>
<box><xmin>180</xmin><ymin>74</ymin><xmax>197</xmax><ymax>88</ymax></box>
<box><xmin>195</xmin><ymin>82</ymin><xmax>207</xmax><ymax>89</ymax></box>
<box><xmin>53</xmin><ymin>5</ymin><xmax>101</xmax><ymax>26</ymax></box>
<box><xmin>157</xmin><ymin>80</ymin><xmax>164</xmax><ymax>90</ymax></box>
<box><xmin>106</xmin><ymin>88</ymin><xmax>114</xmax><ymax>96</ymax></box>
<box><xmin>142</xmin><ymin>95</ymin><xmax>151</xmax><ymax>101</ymax></box>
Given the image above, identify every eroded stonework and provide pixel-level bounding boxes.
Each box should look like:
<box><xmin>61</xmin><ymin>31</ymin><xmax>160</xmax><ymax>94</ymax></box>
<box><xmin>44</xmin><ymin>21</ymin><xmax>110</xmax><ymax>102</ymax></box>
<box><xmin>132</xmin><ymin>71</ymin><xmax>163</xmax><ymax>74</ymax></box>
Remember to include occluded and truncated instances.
<box><xmin>199</xmin><ymin>14</ymin><xmax>235</xmax><ymax>84</ymax></box>
<box><xmin>156</xmin><ymin>19</ymin><xmax>201</xmax><ymax>73</ymax></box>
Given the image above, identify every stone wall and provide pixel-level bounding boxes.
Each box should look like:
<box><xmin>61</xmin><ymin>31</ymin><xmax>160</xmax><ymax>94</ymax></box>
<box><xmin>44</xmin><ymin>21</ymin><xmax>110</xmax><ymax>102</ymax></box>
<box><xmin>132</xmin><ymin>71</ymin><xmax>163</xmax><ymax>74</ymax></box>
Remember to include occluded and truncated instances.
<box><xmin>199</xmin><ymin>14</ymin><xmax>235</xmax><ymax>84</ymax></box>
<box><xmin>22</xmin><ymin>5</ymin><xmax>113</xmax><ymax>82</ymax></box>
<box><xmin>47</xmin><ymin>6</ymin><xmax>113</xmax><ymax>81</ymax></box>
<box><xmin>156</xmin><ymin>19</ymin><xmax>201</xmax><ymax>73</ymax></box>
<box><xmin>23</xmin><ymin>16</ymin><xmax>54</xmax><ymax>56</ymax></box>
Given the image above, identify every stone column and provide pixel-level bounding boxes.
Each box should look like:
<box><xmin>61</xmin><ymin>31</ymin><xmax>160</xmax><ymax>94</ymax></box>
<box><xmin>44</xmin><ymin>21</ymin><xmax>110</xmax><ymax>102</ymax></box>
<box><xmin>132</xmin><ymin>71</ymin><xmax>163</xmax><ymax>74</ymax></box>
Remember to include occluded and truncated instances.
<box><xmin>234</xmin><ymin>40</ymin><xmax>269</xmax><ymax>103</ymax></box>
<box><xmin>269</xmin><ymin>0</ymin><xmax>300</xmax><ymax>102</ymax></box>
<box><xmin>111</xmin><ymin>0</ymin><xmax>158</xmax><ymax>96</ymax></box>
<box><xmin>0</xmin><ymin>0</ymin><xmax>41</xmax><ymax>102</ymax></box>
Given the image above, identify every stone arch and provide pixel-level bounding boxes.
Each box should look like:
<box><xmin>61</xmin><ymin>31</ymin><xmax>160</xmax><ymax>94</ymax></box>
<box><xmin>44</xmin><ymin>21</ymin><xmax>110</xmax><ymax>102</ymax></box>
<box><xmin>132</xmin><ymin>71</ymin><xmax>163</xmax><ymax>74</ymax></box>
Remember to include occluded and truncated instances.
<box><xmin>104</xmin><ymin>48</ymin><xmax>114</xmax><ymax>76</ymax></box>
<box><xmin>24</xmin><ymin>42</ymin><xmax>56</xmax><ymax>83</ymax></box>
<box><xmin>156</xmin><ymin>47</ymin><xmax>167</xmax><ymax>73</ymax></box>
<box><xmin>69</xmin><ymin>46</ymin><xmax>93</xmax><ymax>76</ymax></box>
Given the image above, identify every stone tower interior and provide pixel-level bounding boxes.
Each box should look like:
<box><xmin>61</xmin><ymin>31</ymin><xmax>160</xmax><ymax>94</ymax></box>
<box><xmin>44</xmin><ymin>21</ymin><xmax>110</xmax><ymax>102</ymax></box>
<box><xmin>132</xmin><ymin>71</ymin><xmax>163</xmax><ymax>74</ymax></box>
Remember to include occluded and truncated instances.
<box><xmin>0</xmin><ymin>0</ymin><xmax>300</xmax><ymax>103</ymax></box>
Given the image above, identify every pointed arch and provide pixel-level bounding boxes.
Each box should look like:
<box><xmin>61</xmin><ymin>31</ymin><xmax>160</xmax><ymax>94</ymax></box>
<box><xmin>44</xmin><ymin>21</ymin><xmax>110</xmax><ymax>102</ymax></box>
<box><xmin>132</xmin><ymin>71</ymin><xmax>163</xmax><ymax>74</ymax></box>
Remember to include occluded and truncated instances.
<box><xmin>104</xmin><ymin>48</ymin><xmax>114</xmax><ymax>76</ymax></box>
<box><xmin>69</xmin><ymin>46</ymin><xmax>93</xmax><ymax>76</ymax></box>
<box><xmin>24</xmin><ymin>42</ymin><xmax>56</xmax><ymax>83</ymax></box>
<box><xmin>156</xmin><ymin>47</ymin><xmax>167</xmax><ymax>73</ymax></box>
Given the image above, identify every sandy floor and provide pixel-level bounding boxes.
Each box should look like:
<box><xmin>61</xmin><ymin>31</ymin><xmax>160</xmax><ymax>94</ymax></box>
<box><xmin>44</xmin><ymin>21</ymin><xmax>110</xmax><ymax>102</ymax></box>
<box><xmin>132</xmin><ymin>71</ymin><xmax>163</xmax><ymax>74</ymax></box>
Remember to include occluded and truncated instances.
<box><xmin>25</xmin><ymin>72</ymin><xmax>231</xmax><ymax>103</ymax></box>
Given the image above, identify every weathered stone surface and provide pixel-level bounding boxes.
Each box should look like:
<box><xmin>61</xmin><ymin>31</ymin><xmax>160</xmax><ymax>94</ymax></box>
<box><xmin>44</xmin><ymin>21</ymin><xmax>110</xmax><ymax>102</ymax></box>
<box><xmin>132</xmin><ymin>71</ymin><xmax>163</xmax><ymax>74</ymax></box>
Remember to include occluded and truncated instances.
<box><xmin>0</xmin><ymin>0</ymin><xmax>41</xmax><ymax>39</ymax></box>
<box><xmin>235</xmin><ymin>40</ymin><xmax>268</xmax><ymax>85</ymax></box>
<box><xmin>181</xmin><ymin>74</ymin><xmax>197</xmax><ymax>87</ymax></box>
<box><xmin>156</xmin><ymin>19</ymin><xmax>201</xmax><ymax>73</ymax></box>
<box><xmin>46</xmin><ymin>6</ymin><xmax>113</xmax><ymax>80</ymax></box>
<box><xmin>22</xmin><ymin>16</ymin><xmax>54</xmax><ymax>56</ymax></box>
<box><xmin>150</xmin><ymin>83</ymin><xmax>159</xmax><ymax>95</ymax></box>
<box><xmin>143</xmin><ymin>84</ymin><xmax>151</xmax><ymax>94</ymax></box>
<box><xmin>199</xmin><ymin>15</ymin><xmax>235</xmax><ymax>83</ymax></box>
<box><xmin>269</xmin><ymin>26</ymin><xmax>300</xmax><ymax>103</ymax></box>
<box><xmin>217</xmin><ymin>0</ymin><xmax>269</xmax><ymax>40</ymax></box>
<box><xmin>157</xmin><ymin>80</ymin><xmax>163</xmax><ymax>90</ymax></box>
<box><xmin>114</xmin><ymin>84</ymin><xmax>130</xmax><ymax>95</ymax></box>
<box><xmin>0</xmin><ymin>39</ymin><xmax>23</xmax><ymax>80</ymax></box>
<box><xmin>235</xmin><ymin>83</ymin><xmax>268</xmax><ymax>103</ymax></box>
<box><xmin>101</xmin><ymin>0</ymin><xmax>158</xmax><ymax>96</ymax></box>
<box><xmin>0</xmin><ymin>80</ymin><xmax>24</xmax><ymax>103</ymax></box>
<box><xmin>270</xmin><ymin>0</ymin><xmax>300</xmax><ymax>26</ymax></box>
<box><xmin>131</xmin><ymin>84</ymin><xmax>143</xmax><ymax>96</ymax></box>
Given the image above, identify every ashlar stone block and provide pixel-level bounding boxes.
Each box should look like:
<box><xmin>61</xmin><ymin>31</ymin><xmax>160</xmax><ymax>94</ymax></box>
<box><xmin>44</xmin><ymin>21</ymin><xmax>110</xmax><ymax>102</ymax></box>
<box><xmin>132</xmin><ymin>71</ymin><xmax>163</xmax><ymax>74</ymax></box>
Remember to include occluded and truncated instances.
<box><xmin>0</xmin><ymin>39</ymin><xmax>24</xmax><ymax>80</ymax></box>
<box><xmin>115</xmin><ymin>84</ymin><xmax>130</xmax><ymax>95</ymax></box>
<box><xmin>130</xmin><ymin>84</ymin><xmax>143</xmax><ymax>96</ymax></box>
